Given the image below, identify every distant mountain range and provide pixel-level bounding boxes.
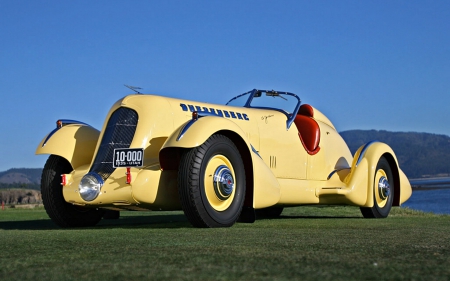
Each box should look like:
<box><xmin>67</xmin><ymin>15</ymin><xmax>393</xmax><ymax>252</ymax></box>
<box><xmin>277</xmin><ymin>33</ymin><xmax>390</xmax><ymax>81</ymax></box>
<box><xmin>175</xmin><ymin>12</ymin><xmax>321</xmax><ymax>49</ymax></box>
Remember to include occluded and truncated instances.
<box><xmin>340</xmin><ymin>130</ymin><xmax>450</xmax><ymax>178</ymax></box>
<box><xmin>0</xmin><ymin>168</ymin><xmax>41</xmax><ymax>190</ymax></box>
<box><xmin>1</xmin><ymin>130</ymin><xmax>449</xmax><ymax>190</ymax></box>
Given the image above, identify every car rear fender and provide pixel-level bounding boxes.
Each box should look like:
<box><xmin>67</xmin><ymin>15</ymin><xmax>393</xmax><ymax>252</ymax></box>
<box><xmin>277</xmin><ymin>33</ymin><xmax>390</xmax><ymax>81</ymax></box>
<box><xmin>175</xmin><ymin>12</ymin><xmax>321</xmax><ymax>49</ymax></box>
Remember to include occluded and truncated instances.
<box><xmin>160</xmin><ymin>116</ymin><xmax>280</xmax><ymax>209</ymax></box>
<box><xmin>346</xmin><ymin>141</ymin><xmax>411</xmax><ymax>207</ymax></box>
<box><xmin>35</xmin><ymin>123</ymin><xmax>100</xmax><ymax>169</ymax></box>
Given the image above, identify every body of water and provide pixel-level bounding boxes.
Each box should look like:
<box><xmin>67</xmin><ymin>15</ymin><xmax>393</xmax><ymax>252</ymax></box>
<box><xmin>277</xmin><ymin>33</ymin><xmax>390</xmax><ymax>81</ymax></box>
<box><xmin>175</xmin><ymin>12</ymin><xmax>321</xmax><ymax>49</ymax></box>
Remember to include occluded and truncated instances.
<box><xmin>401</xmin><ymin>188</ymin><xmax>450</xmax><ymax>215</ymax></box>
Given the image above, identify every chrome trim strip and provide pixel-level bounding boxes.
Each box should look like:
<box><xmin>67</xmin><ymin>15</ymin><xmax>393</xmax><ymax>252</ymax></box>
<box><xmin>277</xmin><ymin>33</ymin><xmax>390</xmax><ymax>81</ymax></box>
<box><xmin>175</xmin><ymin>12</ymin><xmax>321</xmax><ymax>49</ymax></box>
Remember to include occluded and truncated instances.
<box><xmin>177</xmin><ymin>119</ymin><xmax>196</xmax><ymax>141</ymax></box>
<box><xmin>177</xmin><ymin>112</ymin><xmax>227</xmax><ymax>141</ymax></box>
<box><xmin>59</xmin><ymin>119</ymin><xmax>90</xmax><ymax>127</ymax></box>
<box><xmin>42</xmin><ymin>128</ymin><xmax>59</xmax><ymax>147</ymax></box>
<box><xmin>197</xmin><ymin>111</ymin><xmax>221</xmax><ymax>118</ymax></box>
<box><xmin>42</xmin><ymin>120</ymin><xmax>92</xmax><ymax>147</ymax></box>
<box><xmin>251</xmin><ymin>145</ymin><xmax>262</xmax><ymax>159</ymax></box>
<box><xmin>355</xmin><ymin>140</ymin><xmax>379</xmax><ymax>166</ymax></box>
<box><xmin>327</xmin><ymin>168</ymin><xmax>351</xmax><ymax>180</ymax></box>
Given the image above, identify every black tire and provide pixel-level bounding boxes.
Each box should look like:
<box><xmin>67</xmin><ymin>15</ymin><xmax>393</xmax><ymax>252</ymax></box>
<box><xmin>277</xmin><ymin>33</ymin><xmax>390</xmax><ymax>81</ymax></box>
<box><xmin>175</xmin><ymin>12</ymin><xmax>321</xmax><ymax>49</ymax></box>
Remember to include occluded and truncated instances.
<box><xmin>255</xmin><ymin>206</ymin><xmax>284</xmax><ymax>219</ymax></box>
<box><xmin>41</xmin><ymin>155</ymin><xmax>105</xmax><ymax>227</ymax></box>
<box><xmin>360</xmin><ymin>157</ymin><xmax>394</xmax><ymax>218</ymax></box>
<box><xmin>178</xmin><ymin>134</ymin><xmax>246</xmax><ymax>228</ymax></box>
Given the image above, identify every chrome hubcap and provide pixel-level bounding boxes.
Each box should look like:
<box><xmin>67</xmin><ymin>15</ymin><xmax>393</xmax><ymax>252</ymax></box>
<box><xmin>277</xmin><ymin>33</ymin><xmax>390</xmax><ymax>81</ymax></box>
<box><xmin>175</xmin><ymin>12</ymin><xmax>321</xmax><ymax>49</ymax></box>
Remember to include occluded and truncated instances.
<box><xmin>213</xmin><ymin>165</ymin><xmax>234</xmax><ymax>200</ymax></box>
<box><xmin>378</xmin><ymin>176</ymin><xmax>390</xmax><ymax>199</ymax></box>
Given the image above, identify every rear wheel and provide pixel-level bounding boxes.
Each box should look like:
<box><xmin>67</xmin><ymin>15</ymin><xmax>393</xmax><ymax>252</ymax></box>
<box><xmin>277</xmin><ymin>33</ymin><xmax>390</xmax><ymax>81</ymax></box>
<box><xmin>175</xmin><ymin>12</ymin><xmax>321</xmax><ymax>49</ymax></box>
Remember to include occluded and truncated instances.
<box><xmin>360</xmin><ymin>157</ymin><xmax>394</xmax><ymax>218</ymax></box>
<box><xmin>178</xmin><ymin>134</ymin><xmax>246</xmax><ymax>228</ymax></box>
<box><xmin>41</xmin><ymin>155</ymin><xmax>105</xmax><ymax>227</ymax></box>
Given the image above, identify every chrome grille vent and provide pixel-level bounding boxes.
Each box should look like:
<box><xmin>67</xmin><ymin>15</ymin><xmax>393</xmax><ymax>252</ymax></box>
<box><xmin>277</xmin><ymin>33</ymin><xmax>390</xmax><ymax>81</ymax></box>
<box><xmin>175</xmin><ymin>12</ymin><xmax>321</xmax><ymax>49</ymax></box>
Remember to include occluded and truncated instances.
<box><xmin>90</xmin><ymin>107</ymin><xmax>138</xmax><ymax>180</ymax></box>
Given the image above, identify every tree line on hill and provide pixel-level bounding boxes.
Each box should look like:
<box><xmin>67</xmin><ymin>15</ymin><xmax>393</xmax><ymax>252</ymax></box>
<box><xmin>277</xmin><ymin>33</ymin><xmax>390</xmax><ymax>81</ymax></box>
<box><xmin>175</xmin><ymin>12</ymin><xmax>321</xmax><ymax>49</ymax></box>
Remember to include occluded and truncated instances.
<box><xmin>0</xmin><ymin>182</ymin><xmax>41</xmax><ymax>190</ymax></box>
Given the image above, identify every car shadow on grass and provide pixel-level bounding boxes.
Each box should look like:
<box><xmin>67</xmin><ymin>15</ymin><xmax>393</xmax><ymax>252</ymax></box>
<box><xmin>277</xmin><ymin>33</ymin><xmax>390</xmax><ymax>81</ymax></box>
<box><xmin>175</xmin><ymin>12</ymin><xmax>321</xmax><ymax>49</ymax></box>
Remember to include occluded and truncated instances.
<box><xmin>97</xmin><ymin>214</ymin><xmax>191</xmax><ymax>229</ymax></box>
<box><xmin>276</xmin><ymin>215</ymin><xmax>363</xmax><ymax>219</ymax></box>
<box><xmin>1</xmin><ymin>213</ymin><xmax>364</xmax><ymax>230</ymax></box>
<box><xmin>0</xmin><ymin>214</ymin><xmax>191</xmax><ymax>230</ymax></box>
<box><xmin>0</xmin><ymin>219</ymin><xmax>59</xmax><ymax>230</ymax></box>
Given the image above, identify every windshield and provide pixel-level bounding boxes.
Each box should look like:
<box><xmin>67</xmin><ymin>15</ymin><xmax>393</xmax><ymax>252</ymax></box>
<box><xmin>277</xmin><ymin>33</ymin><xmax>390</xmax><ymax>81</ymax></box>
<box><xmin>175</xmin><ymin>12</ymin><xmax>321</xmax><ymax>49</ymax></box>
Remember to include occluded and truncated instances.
<box><xmin>227</xmin><ymin>89</ymin><xmax>300</xmax><ymax>114</ymax></box>
<box><xmin>249</xmin><ymin>91</ymin><xmax>299</xmax><ymax>115</ymax></box>
<box><xmin>226</xmin><ymin>92</ymin><xmax>252</xmax><ymax>107</ymax></box>
<box><xmin>226</xmin><ymin>89</ymin><xmax>301</xmax><ymax>129</ymax></box>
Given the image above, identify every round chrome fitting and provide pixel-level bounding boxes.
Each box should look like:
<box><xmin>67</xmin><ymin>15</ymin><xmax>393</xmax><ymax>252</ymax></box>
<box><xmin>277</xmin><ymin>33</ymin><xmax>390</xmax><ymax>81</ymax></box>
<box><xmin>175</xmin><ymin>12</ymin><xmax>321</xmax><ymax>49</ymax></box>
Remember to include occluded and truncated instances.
<box><xmin>79</xmin><ymin>172</ymin><xmax>104</xmax><ymax>201</ymax></box>
<box><xmin>378</xmin><ymin>176</ymin><xmax>390</xmax><ymax>200</ymax></box>
<box><xmin>213</xmin><ymin>165</ymin><xmax>234</xmax><ymax>200</ymax></box>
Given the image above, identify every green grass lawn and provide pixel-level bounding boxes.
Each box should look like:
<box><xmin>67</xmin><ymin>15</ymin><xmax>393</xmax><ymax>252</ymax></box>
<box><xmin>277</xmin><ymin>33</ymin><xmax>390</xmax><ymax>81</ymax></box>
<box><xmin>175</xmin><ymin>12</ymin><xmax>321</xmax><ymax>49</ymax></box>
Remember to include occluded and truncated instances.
<box><xmin>0</xmin><ymin>206</ymin><xmax>449</xmax><ymax>281</ymax></box>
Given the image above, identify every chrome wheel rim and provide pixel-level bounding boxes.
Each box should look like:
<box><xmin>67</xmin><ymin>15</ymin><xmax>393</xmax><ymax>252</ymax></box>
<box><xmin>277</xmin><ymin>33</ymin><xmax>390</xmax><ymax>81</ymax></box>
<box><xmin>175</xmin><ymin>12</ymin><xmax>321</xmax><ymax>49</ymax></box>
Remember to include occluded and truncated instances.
<box><xmin>375</xmin><ymin>170</ymin><xmax>390</xmax><ymax>208</ymax></box>
<box><xmin>213</xmin><ymin>165</ymin><xmax>234</xmax><ymax>200</ymax></box>
<box><xmin>204</xmin><ymin>155</ymin><xmax>236</xmax><ymax>211</ymax></box>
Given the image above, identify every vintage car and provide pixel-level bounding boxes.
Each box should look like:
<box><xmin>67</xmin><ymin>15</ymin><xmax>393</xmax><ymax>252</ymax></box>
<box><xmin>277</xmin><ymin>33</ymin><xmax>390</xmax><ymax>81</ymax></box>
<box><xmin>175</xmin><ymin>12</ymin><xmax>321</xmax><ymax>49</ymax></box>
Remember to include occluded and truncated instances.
<box><xmin>36</xmin><ymin>89</ymin><xmax>412</xmax><ymax>228</ymax></box>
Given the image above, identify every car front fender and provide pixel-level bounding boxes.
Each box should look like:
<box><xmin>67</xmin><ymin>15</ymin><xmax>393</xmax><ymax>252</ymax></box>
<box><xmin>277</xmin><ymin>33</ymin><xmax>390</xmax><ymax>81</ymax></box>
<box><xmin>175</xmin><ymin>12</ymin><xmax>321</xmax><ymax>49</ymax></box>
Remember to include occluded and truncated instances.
<box><xmin>36</xmin><ymin>124</ymin><xmax>99</xmax><ymax>169</ymax></box>
<box><xmin>162</xmin><ymin>116</ymin><xmax>250</xmax><ymax>149</ymax></box>
<box><xmin>161</xmin><ymin>116</ymin><xmax>280</xmax><ymax>209</ymax></box>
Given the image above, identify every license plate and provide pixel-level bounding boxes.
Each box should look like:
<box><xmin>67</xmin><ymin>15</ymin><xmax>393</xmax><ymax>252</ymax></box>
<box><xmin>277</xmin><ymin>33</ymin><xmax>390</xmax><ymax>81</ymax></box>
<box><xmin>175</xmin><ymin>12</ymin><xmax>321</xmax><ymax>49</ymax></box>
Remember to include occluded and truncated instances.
<box><xmin>113</xmin><ymin>148</ymin><xmax>144</xmax><ymax>168</ymax></box>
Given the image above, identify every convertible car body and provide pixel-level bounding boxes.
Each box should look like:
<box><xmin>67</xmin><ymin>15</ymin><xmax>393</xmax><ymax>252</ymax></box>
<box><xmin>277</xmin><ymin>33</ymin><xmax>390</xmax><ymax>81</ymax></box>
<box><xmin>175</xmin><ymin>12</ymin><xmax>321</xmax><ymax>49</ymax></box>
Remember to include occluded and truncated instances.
<box><xmin>36</xmin><ymin>89</ymin><xmax>412</xmax><ymax>228</ymax></box>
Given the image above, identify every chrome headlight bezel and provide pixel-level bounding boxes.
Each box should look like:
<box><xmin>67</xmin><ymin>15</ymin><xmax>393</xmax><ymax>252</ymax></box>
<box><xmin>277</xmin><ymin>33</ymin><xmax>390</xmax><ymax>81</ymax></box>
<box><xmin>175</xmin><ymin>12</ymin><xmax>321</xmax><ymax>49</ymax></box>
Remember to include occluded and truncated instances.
<box><xmin>79</xmin><ymin>172</ymin><xmax>104</xmax><ymax>201</ymax></box>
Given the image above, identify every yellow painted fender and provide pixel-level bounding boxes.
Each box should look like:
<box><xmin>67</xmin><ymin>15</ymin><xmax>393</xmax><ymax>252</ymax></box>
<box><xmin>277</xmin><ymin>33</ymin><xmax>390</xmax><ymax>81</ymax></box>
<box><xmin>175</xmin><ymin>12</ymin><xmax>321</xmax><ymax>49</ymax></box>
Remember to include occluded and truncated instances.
<box><xmin>346</xmin><ymin>141</ymin><xmax>412</xmax><ymax>207</ymax></box>
<box><xmin>35</xmin><ymin>124</ymin><xmax>100</xmax><ymax>169</ymax></box>
<box><xmin>161</xmin><ymin>116</ymin><xmax>280</xmax><ymax>208</ymax></box>
<box><xmin>250</xmin><ymin>150</ymin><xmax>281</xmax><ymax>208</ymax></box>
<box><xmin>162</xmin><ymin>116</ymin><xmax>247</xmax><ymax>149</ymax></box>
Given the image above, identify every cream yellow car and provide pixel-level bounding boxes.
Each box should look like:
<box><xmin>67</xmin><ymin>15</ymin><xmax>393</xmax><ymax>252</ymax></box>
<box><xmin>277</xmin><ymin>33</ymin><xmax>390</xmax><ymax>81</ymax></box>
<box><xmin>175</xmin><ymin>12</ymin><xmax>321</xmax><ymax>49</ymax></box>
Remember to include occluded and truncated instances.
<box><xmin>36</xmin><ymin>89</ymin><xmax>412</xmax><ymax>228</ymax></box>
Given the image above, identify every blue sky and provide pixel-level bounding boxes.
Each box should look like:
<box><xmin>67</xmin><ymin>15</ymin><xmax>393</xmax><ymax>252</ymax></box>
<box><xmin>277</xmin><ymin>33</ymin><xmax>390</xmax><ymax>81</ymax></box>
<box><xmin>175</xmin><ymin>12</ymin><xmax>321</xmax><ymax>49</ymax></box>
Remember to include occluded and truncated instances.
<box><xmin>1</xmin><ymin>0</ymin><xmax>449</xmax><ymax>172</ymax></box>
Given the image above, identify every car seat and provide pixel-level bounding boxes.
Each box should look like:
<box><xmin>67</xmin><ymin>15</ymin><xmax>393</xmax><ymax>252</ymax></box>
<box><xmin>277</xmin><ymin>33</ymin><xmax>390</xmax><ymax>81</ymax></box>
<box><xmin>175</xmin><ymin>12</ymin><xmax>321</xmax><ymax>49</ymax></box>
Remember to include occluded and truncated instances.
<box><xmin>293</xmin><ymin>104</ymin><xmax>321</xmax><ymax>155</ymax></box>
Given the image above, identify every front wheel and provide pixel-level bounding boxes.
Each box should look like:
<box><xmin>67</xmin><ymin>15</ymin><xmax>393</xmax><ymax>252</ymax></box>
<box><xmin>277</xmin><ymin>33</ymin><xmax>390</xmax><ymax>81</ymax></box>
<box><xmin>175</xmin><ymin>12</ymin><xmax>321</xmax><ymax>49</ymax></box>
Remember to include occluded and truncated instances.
<box><xmin>178</xmin><ymin>134</ymin><xmax>246</xmax><ymax>228</ymax></box>
<box><xmin>360</xmin><ymin>157</ymin><xmax>394</xmax><ymax>218</ymax></box>
<box><xmin>41</xmin><ymin>155</ymin><xmax>105</xmax><ymax>227</ymax></box>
